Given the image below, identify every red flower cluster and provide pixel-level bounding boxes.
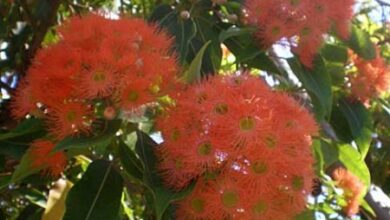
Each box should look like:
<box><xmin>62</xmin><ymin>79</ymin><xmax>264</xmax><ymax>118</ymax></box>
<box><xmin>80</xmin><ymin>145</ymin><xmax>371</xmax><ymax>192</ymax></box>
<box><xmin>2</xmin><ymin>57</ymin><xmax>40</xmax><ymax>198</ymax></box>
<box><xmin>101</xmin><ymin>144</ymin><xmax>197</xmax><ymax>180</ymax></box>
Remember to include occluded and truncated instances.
<box><xmin>349</xmin><ymin>49</ymin><xmax>390</xmax><ymax>103</ymax></box>
<box><xmin>332</xmin><ymin>167</ymin><xmax>365</xmax><ymax>216</ymax></box>
<box><xmin>156</xmin><ymin>74</ymin><xmax>318</xmax><ymax>219</ymax></box>
<box><xmin>11</xmin><ymin>14</ymin><xmax>177</xmax><ymax>138</ymax></box>
<box><xmin>30</xmin><ymin>140</ymin><xmax>67</xmax><ymax>177</ymax></box>
<box><xmin>11</xmin><ymin>14</ymin><xmax>177</xmax><ymax>175</ymax></box>
<box><xmin>245</xmin><ymin>0</ymin><xmax>355</xmax><ymax>67</ymax></box>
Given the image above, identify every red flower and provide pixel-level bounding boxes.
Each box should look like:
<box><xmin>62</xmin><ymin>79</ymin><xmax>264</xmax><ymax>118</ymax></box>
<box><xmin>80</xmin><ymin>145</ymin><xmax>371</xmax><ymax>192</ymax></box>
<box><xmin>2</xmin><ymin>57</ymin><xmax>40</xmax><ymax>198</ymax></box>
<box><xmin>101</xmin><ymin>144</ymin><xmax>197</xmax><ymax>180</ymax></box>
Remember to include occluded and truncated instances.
<box><xmin>245</xmin><ymin>0</ymin><xmax>355</xmax><ymax>67</ymax></box>
<box><xmin>30</xmin><ymin>139</ymin><xmax>67</xmax><ymax>177</ymax></box>
<box><xmin>10</xmin><ymin>80</ymin><xmax>36</xmax><ymax>119</ymax></box>
<box><xmin>204</xmin><ymin>176</ymin><xmax>245</xmax><ymax>219</ymax></box>
<box><xmin>11</xmin><ymin>13</ymin><xmax>178</xmax><ymax>142</ymax></box>
<box><xmin>329</xmin><ymin>0</ymin><xmax>355</xmax><ymax>40</ymax></box>
<box><xmin>58</xmin><ymin>14</ymin><xmax>108</xmax><ymax>52</ymax></box>
<box><xmin>349</xmin><ymin>48</ymin><xmax>390</xmax><ymax>103</ymax></box>
<box><xmin>46</xmin><ymin>101</ymin><xmax>93</xmax><ymax>139</ymax></box>
<box><xmin>27</xmin><ymin>43</ymin><xmax>80</xmax><ymax>107</ymax></box>
<box><xmin>175</xmin><ymin>180</ymin><xmax>214</xmax><ymax>219</ymax></box>
<box><xmin>157</xmin><ymin>148</ymin><xmax>200</xmax><ymax>190</ymax></box>
<box><xmin>76</xmin><ymin>48</ymin><xmax>120</xmax><ymax>99</ymax></box>
<box><xmin>119</xmin><ymin>78</ymin><xmax>156</xmax><ymax>110</ymax></box>
<box><xmin>332</xmin><ymin>167</ymin><xmax>365</xmax><ymax>217</ymax></box>
<box><xmin>156</xmin><ymin>74</ymin><xmax>318</xmax><ymax>218</ymax></box>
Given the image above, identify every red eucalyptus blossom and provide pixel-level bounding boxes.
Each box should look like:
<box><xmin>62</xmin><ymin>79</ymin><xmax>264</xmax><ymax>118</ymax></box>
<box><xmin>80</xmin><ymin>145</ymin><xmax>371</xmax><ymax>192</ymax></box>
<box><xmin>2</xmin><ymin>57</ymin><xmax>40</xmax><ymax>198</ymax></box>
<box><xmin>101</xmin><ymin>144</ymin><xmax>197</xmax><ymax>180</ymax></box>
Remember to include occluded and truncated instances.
<box><xmin>156</xmin><ymin>74</ymin><xmax>318</xmax><ymax>219</ymax></box>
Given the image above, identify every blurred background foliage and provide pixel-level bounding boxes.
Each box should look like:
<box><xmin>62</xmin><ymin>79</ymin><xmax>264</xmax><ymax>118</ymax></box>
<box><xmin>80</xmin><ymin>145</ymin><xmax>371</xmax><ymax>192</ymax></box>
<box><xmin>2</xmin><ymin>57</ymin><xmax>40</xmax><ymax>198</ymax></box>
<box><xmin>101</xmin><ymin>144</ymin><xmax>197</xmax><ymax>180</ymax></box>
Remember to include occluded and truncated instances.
<box><xmin>0</xmin><ymin>0</ymin><xmax>389</xmax><ymax>219</ymax></box>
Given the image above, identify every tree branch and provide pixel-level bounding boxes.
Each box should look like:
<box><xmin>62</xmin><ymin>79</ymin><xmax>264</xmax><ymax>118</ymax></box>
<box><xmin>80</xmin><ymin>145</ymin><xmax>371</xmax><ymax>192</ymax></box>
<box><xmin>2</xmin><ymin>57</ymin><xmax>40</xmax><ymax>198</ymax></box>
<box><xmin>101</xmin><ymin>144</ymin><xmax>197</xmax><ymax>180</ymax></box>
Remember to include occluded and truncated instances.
<box><xmin>19</xmin><ymin>0</ymin><xmax>62</xmax><ymax>76</ymax></box>
<box><xmin>0</xmin><ymin>81</ymin><xmax>13</xmax><ymax>92</ymax></box>
<box><xmin>19</xmin><ymin>0</ymin><xmax>37</xmax><ymax>27</ymax></box>
<box><xmin>365</xmin><ymin>185</ymin><xmax>390</xmax><ymax>220</ymax></box>
<box><xmin>375</xmin><ymin>0</ymin><xmax>390</xmax><ymax>7</ymax></box>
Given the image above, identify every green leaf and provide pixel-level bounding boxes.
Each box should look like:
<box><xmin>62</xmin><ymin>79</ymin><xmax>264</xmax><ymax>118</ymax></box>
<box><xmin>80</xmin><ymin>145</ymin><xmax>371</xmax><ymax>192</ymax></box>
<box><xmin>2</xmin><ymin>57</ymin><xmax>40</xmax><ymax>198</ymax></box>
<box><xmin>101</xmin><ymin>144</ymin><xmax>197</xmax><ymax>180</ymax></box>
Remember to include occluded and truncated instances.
<box><xmin>0</xmin><ymin>120</ymin><xmax>46</xmax><ymax>159</ymax></box>
<box><xmin>0</xmin><ymin>175</ymin><xmax>11</xmax><ymax>190</ymax></box>
<box><xmin>149</xmin><ymin>4</ymin><xmax>197</xmax><ymax>64</ymax></box>
<box><xmin>321</xmin><ymin>44</ymin><xmax>348</xmax><ymax>63</ymax></box>
<box><xmin>288</xmin><ymin>56</ymin><xmax>332</xmax><ymax>120</ymax></box>
<box><xmin>148</xmin><ymin>4</ymin><xmax>173</xmax><ymax>22</ymax></box>
<box><xmin>313</xmin><ymin>139</ymin><xmax>339</xmax><ymax>174</ymax></box>
<box><xmin>294</xmin><ymin>209</ymin><xmax>315</xmax><ymax>220</ymax></box>
<box><xmin>11</xmin><ymin>150</ymin><xmax>42</xmax><ymax>183</ymax></box>
<box><xmin>347</xmin><ymin>25</ymin><xmax>376</xmax><ymax>60</ymax></box>
<box><xmin>23</xmin><ymin>188</ymin><xmax>47</xmax><ymax>208</ymax></box>
<box><xmin>54</xmin><ymin>120</ymin><xmax>121</xmax><ymax>151</ymax></box>
<box><xmin>135</xmin><ymin>131</ymin><xmax>194</xmax><ymax>220</ymax></box>
<box><xmin>223</xmin><ymin>30</ymin><xmax>280</xmax><ymax>74</ymax></box>
<box><xmin>191</xmin><ymin>11</ymin><xmax>222</xmax><ymax>74</ymax></box>
<box><xmin>118</xmin><ymin>136</ymin><xmax>143</xmax><ymax>180</ymax></box>
<box><xmin>337</xmin><ymin>144</ymin><xmax>371</xmax><ymax>189</ymax></box>
<box><xmin>0</xmin><ymin>118</ymin><xmax>44</xmax><ymax>141</ymax></box>
<box><xmin>325</xmin><ymin>62</ymin><xmax>346</xmax><ymax>86</ymax></box>
<box><xmin>63</xmin><ymin>160</ymin><xmax>123</xmax><ymax>220</ymax></box>
<box><xmin>378</xmin><ymin>98</ymin><xmax>390</xmax><ymax>115</ymax></box>
<box><xmin>361</xmin><ymin>199</ymin><xmax>376</xmax><ymax>218</ymax></box>
<box><xmin>180</xmin><ymin>41</ymin><xmax>211</xmax><ymax>83</ymax></box>
<box><xmin>134</xmin><ymin>131</ymin><xmax>159</xmax><ymax>184</ymax></box>
<box><xmin>219</xmin><ymin>26</ymin><xmax>256</xmax><ymax>43</ymax></box>
<box><xmin>151</xmin><ymin>184</ymin><xmax>195</xmax><ymax>220</ymax></box>
<box><xmin>330</xmin><ymin>105</ymin><xmax>354</xmax><ymax>143</ymax></box>
<box><xmin>0</xmin><ymin>140</ymin><xmax>29</xmax><ymax>159</ymax></box>
<box><xmin>338</xmin><ymin>99</ymin><xmax>373</xmax><ymax>158</ymax></box>
<box><xmin>150</xmin><ymin>4</ymin><xmax>222</xmax><ymax>74</ymax></box>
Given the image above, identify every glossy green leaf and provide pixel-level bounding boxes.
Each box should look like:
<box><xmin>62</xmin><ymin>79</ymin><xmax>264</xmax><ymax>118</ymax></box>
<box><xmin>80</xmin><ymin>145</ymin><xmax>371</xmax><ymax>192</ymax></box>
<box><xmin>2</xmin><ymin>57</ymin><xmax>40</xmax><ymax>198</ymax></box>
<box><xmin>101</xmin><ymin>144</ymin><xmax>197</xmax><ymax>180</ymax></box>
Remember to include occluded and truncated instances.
<box><xmin>288</xmin><ymin>56</ymin><xmax>332</xmax><ymax>120</ymax></box>
<box><xmin>151</xmin><ymin>184</ymin><xmax>194</xmax><ymax>220</ymax></box>
<box><xmin>338</xmin><ymin>99</ymin><xmax>373</xmax><ymax>158</ymax></box>
<box><xmin>378</xmin><ymin>98</ymin><xmax>390</xmax><ymax>116</ymax></box>
<box><xmin>11</xmin><ymin>150</ymin><xmax>42</xmax><ymax>183</ymax></box>
<box><xmin>149</xmin><ymin>4</ymin><xmax>196</xmax><ymax>64</ymax></box>
<box><xmin>219</xmin><ymin>27</ymin><xmax>256</xmax><ymax>43</ymax></box>
<box><xmin>325</xmin><ymin>62</ymin><xmax>345</xmax><ymax>86</ymax></box>
<box><xmin>118</xmin><ymin>136</ymin><xmax>143</xmax><ymax>180</ymax></box>
<box><xmin>0</xmin><ymin>140</ymin><xmax>29</xmax><ymax>159</ymax></box>
<box><xmin>150</xmin><ymin>3</ymin><xmax>222</xmax><ymax>74</ymax></box>
<box><xmin>180</xmin><ymin>41</ymin><xmax>211</xmax><ymax>83</ymax></box>
<box><xmin>192</xmin><ymin>11</ymin><xmax>222</xmax><ymax>74</ymax></box>
<box><xmin>361</xmin><ymin>199</ymin><xmax>376</xmax><ymax>218</ymax></box>
<box><xmin>0</xmin><ymin>121</ymin><xmax>46</xmax><ymax>159</ymax></box>
<box><xmin>347</xmin><ymin>25</ymin><xmax>376</xmax><ymax>60</ymax></box>
<box><xmin>321</xmin><ymin>44</ymin><xmax>348</xmax><ymax>63</ymax></box>
<box><xmin>313</xmin><ymin>139</ymin><xmax>339</xmax><ymax>174</ymax></box>
<box><xmin>0</xmin><ymin>118</ymin><xmax>44</xmax><ymax>141</ymax></box>
<box><xmin>54</xmin><ymin>120</ymin><xmax>121</xmax><ymax>151</ymax></box>
<box><xmin>330</xmin><ymin>104</ymin><xmax>353</xmax><ymax>143</ymax></box>
<box><xmin>0</xmin><ymin>175</ymin><xmax>11</xmax><ymax>190</ymax></box>
<box><xmin>63</xmin><ymin>160</ymin><xmax>123</xmax><ymax>220</ymax></box>
<box><xmin>337</xmin><ymin>144</ymin><xmax>371</xmax><ymax>189</ymax></box>
<box><xmin>223</xmin><ymin>30</ymin><xmax>280</xmax><ymax>74</ymax></box>
<box><xmin>23</xmin><ymin>188</ymin><xmax>47</xmax><ymax>208</ymax></box>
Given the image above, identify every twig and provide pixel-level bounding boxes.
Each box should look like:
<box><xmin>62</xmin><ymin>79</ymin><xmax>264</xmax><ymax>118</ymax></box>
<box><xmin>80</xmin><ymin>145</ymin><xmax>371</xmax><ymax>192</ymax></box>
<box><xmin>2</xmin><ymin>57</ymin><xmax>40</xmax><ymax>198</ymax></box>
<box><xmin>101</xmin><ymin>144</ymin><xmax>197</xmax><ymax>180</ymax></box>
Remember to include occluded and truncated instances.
<box><xmin>19</xmin><ymin>0</ymin><xmax>36</xmax><ymax>27</ymax></box>
<box><xmin>119</xmin><ymin>0</ymin><xmax>125</xmax><ymax>15</ymax></box>
<box><xmin>0</xmin><ymin>81</ymin><xmax>13</xmax><ymax>92</ymax></box>
<box><xmin>365</xmin><ymin>185</ymin><xmax>390</xmax><ymax>220</ymax></box>
<box><xmin>376</xmin><ymin>0</ymin><xmax>390</xmax><ymax>7</ymax></box>
<box><xmin>19</xmin><ymin>0</ymin><xmax>62</xmax><ymax>76</ymax></box>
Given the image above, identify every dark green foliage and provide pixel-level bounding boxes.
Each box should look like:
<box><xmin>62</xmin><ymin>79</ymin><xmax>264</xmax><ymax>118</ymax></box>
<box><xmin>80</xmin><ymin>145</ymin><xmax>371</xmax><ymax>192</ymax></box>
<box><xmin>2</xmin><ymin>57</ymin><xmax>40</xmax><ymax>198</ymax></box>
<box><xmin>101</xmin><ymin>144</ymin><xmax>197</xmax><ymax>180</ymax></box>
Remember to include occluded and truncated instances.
<box><xmin>63</xmin><ymin>160</ymin><xmax>123</xmax><ymax>220</ymax></box>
